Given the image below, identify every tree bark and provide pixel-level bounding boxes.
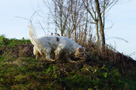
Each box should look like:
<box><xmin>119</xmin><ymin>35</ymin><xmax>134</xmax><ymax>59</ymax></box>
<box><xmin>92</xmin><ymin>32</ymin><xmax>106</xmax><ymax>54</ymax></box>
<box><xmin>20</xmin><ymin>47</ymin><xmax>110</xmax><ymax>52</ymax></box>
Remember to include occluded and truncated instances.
<box><xmin>95</xmin><ymin>20</ymin><xmax>100</xmax><ymax>45</ymax></box>
<box><xmin>95</xmin><ymin>0</ymin><xmax>105</xmax><ymax>47</ymax></box>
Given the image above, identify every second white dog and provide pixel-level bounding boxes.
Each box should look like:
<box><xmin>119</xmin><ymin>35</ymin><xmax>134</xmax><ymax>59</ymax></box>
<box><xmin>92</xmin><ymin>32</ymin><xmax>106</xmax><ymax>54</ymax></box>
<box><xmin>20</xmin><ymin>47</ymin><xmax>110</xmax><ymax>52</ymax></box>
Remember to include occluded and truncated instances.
<box><xmin>29</xmin><ymin>24</ymin><xmax>86</xmax><ymax>62</ymax></box>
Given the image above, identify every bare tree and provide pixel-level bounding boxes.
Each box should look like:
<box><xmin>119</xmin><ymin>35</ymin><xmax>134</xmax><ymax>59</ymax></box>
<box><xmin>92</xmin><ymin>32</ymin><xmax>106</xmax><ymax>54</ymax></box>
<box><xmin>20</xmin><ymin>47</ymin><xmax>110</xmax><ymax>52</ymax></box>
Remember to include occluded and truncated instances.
<box><xmin>54</xmin><ymin>0</ymin><xmax>68</xmax><ymax>36</ymax></box>
<box><xmin>84</xmin><ymin>0</ymin><xmax>119</xmax><ymax>47</ymax></box>
<box><xmin>42</xmin><ymin>0</ymin><xmax>118</xmax><ymax>47</ymax></box>
<box><xmin>43</xmin><ymin>0</ymin><xmax>86</xmax><ymax>42</ymax></box>
<box><xmin>42</xmin><ymin>0</ymin><xmax>68</xmax><ymax>36</ymax></box>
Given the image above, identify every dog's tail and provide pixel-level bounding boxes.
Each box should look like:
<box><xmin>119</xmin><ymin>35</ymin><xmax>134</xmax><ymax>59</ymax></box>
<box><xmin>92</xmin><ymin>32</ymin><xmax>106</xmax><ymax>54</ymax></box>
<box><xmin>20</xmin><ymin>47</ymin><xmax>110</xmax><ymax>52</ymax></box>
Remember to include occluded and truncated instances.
<box><xmin>29</xmin><ymin>24</ymin><xmax>37</xmax><ymax>45</ymax></box>
<box><xmin>29</xmin><ymin>24</ymin><xmax>43</xmax><ymax>56</ymax></box>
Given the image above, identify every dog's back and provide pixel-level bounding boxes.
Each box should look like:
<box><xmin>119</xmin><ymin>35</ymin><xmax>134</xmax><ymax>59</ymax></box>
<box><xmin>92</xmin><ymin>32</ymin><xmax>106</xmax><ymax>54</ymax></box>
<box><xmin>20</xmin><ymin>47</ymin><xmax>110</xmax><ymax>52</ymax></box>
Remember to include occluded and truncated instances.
<box><xmin>29</xmin><ymin>24</ymin><xmax>85</xmax><ymax>61</ymax></box>
<box><xmin>37</xmin><ymin>36</ymin><xmax>80</xmax><ymax>52</ymax></box>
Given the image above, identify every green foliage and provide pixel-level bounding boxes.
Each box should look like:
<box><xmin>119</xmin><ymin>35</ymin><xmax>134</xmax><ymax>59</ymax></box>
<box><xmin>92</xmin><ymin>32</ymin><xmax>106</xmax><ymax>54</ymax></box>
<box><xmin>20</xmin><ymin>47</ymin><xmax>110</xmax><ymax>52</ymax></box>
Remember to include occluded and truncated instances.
<box><xmin>45</xmin><ymin>65</ymin><xmax>58</xmax><ymax>78</ymax></box>
<box><xmin>0</xmin><ymin>35</ymin><xmax>30</xmax><ymax>47</ymax></box>
<box><xmin>0</xmin><ymin>35</ymin><xmax>9</xmax><ymax>46</ymax></box>
<box><xmin>0</xmin><ymin>35</ymin><xmax>5</xmax><ymax>42</ymax></box>
<box><xmin>0</xmin><ymin>57</ymin><xmax>4</xmax><ymax>62</ymax></box>
<box><xmin>7</xmin><ymin>38</ymin><xmax>30</xmax><ymax>47</ymax></box>
<box><xmin>62</xmin><ymin>74</ymin><xmax>91</xmax><ymax>90</ymax></box>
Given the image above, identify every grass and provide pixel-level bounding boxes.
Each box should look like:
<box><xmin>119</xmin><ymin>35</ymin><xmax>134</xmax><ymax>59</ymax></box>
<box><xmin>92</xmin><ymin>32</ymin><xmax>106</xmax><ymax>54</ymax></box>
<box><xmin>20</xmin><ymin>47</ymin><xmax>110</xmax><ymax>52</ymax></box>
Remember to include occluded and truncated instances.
<box><xmin>0</xmin><ymin>36</ymin><xmax>136</xmax><ymax>90</ymax></box>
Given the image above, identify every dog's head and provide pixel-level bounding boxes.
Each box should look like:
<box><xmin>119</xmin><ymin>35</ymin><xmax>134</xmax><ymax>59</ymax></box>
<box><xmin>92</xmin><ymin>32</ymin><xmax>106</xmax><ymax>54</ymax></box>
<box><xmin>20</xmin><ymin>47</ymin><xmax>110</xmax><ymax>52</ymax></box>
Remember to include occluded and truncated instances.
<box><xmin>74</xmin><ymin>47</ymin><xmax>86</xmax><ymax>60</ymax></box>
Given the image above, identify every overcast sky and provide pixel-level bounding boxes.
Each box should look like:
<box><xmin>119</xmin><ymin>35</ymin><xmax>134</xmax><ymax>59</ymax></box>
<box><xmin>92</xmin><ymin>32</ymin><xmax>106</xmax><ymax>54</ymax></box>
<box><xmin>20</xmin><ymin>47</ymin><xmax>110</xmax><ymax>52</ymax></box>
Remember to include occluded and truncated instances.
<box><xmin>0</xmin><ymin>0</ymin><xmax>136</xmax><ymax>60</ymax></box>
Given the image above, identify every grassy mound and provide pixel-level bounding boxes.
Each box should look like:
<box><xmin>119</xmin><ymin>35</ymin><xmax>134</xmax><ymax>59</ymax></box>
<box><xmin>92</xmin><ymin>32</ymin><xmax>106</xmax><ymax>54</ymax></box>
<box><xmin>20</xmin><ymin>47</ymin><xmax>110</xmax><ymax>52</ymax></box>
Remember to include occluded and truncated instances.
<box><xmin>0</xmin><ymin>36</ymin><xmax>136</xmax><ymax>90</ymax></box>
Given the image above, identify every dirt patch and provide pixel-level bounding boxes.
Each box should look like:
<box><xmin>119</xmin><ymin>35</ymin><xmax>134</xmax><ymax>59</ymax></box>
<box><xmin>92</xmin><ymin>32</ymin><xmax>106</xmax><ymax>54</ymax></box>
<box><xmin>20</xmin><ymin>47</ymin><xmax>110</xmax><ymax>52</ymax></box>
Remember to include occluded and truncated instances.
<box><xmin>18</xmin><ymin>44</ymin><xmax>34</xmax><ymax>57</ymax></box>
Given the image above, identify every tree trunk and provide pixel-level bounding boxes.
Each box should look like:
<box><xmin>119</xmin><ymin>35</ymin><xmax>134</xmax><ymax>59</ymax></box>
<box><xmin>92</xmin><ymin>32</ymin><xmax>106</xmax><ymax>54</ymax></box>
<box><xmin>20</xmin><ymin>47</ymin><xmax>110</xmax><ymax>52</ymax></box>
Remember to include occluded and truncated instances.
<box><xmin>96</xmin><ymin>20</ymin><xmax>100</xmax><ymax>45</ymax></box>
<box><xmin>95</xmin><ymin>0</ymin><xmax>105</xmax><ymax>47</ymax></box>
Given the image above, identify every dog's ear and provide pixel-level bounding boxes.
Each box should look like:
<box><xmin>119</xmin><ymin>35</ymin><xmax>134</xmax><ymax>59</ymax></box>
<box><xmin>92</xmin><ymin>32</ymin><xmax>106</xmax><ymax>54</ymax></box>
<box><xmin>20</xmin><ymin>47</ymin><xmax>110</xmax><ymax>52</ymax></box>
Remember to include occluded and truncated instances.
<box><xmin>56</xmin><ymin>37</ymin><xmax>59</xmax><ymax>42</ymax></box>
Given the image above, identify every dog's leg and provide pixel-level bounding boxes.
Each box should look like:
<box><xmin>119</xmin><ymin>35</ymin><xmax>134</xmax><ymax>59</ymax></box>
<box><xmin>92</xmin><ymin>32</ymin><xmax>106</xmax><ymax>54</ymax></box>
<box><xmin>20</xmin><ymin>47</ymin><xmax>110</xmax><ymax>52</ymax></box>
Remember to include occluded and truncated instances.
<box><xmin>36</xmin><ymin>52</ymin><xmax>41</xmax><ymax>60</ymax></box>
<box><xmin>54</xmin><ymin>49</ymin><xmax>62</xmax><ymax>60</ymax></box>
<box><xmin>45</xmin><ymin>48</ymin><xmax>54</xmax><ymax>62</ymax></box>
<box><xmin>46</xmin><ymin>54</ymin><xmax>54</xmax><ymax>62</ymax></box>
<box><xmin>34</xmin><ymin>47</ymin><xmax>41</xmax><ymax>60</ymax></box>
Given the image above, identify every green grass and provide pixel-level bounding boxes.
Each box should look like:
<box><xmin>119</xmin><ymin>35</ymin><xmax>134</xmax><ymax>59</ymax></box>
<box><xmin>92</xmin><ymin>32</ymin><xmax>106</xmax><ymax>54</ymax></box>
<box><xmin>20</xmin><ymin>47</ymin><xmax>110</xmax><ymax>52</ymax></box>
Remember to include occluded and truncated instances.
<box><xmin>0</xmin><ymin>36</ymin><xmax>136</xmax><ymax>90</ymax></box>
<box><xmin>0</xmin><ymin>58</ymin><xmax>135</xmax><ymax>90</ymax></box>
<box><xmin>0</xmin><ymin>35</ymin><xmax>30</xmax><ymax>47</ymax></box>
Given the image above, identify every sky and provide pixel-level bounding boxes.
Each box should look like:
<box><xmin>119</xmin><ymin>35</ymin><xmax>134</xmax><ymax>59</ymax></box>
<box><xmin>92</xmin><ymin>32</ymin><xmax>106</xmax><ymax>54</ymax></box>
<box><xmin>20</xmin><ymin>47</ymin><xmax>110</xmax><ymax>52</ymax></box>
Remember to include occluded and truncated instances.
<box><xmin>0</xmin><ymin>0</ymin><xmax>136</xmax><ymax>60</ymax></box>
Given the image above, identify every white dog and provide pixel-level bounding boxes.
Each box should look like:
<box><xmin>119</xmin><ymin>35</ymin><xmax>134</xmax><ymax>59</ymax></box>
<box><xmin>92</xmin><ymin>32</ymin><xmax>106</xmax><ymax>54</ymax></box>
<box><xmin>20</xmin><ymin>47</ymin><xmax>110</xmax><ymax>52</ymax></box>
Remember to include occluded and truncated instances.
<box><xmin>29</xmin><ymin>24</ymin><xmax>86</xmax><ymax>62</ymax></box>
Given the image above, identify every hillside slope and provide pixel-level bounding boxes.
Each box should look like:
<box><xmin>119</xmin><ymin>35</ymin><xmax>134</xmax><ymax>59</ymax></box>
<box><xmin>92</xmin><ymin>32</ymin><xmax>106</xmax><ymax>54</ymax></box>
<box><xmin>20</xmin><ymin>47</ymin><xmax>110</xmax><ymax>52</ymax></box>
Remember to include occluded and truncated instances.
<box><xmin>0</xmin><ymin>37</ymin><xmax>136</xmax><ymax>90</ymax></box>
